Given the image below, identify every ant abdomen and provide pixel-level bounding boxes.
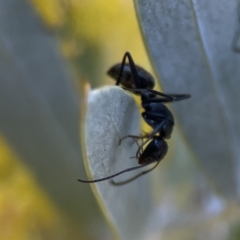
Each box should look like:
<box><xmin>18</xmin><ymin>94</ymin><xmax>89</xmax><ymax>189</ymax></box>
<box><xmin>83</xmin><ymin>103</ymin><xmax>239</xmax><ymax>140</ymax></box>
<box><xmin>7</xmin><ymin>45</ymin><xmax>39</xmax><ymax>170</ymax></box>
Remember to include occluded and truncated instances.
<box><xmin>138</xmin><ymin>137</ymin><xmax>168</xmax><ymax>165</ymax></box>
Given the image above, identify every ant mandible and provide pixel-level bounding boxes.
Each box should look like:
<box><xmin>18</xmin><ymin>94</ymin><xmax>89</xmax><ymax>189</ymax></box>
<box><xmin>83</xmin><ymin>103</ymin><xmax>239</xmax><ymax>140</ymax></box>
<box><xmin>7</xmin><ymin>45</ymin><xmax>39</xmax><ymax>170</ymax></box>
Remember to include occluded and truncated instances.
<box><xmin>78</xmin><ymin>52</ymin><xmax>191</xmax><ymax>184</ymax></box>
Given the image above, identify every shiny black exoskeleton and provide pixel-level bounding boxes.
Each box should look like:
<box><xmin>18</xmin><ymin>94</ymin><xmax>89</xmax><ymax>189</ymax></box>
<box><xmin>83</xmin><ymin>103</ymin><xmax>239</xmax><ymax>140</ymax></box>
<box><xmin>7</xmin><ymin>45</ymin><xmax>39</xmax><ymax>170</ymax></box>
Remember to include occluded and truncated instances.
<box><xmin>78</xmin><ymin>52</ymin><xmax>190</xmax><ymax>184</ymax></box>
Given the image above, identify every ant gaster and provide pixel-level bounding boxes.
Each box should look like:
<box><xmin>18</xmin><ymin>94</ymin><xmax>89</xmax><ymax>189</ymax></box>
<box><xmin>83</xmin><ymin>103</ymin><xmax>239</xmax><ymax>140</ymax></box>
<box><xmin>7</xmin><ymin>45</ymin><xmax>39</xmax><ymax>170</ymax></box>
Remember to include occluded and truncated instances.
<box><xmin>78</xmin><ymin>52</ymin><xmax>191</xmax><ymax>184</ymax></box>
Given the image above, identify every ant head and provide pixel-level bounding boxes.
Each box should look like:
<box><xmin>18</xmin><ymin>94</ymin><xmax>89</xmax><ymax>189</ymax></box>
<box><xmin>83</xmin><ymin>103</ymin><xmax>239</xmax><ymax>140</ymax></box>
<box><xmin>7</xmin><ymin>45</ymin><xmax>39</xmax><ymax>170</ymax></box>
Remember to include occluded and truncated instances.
<box><xmin>137</xmin><ymin>67</ymin><xmax>155</xmax><ymax>89</ymax></box>
<box><xmin>107</xmin><ymin>63</ymin><xmax>155</xmax><ymax>90</ymax></box>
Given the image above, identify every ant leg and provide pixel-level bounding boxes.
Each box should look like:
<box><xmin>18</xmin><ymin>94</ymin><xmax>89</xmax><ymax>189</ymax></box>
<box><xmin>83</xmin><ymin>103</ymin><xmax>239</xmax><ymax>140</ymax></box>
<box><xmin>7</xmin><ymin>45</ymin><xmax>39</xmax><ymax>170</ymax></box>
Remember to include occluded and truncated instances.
<box><xmin>129</xmin><ymin>136</ymin><xmax>143</xmax><ymax>159</ymax></box>
<box><xmin>118</xmin><ymin>132</ymin><xmax>150</xmax><ymax>159</ymax></box>
<box><xmin>119</xmin><ymin>134</ymin><xmax>149</xmax><ymax>145</ymax></box>
<box><xmin>123</xmin><ymin>87</ymin><xmax>188</xmax><ymax>102</ymax></box>
<box><xmin>135</xmin><ymin>137</ymin><xmax>152</xmax><ymax>159</ymax></box>
<box><xmin>146</xmin><ymin>89</ymin><xmax>191</xmax><ymax>102</ymax></box>
<box><xmin>116</xmin><ymin>52</ymin><xmax>141</xmax><ymax>87</ymax></box>
<box><xmin>136</xmin><ymin>133</ymin><xmax>146</xmax><ymax>159</ymax></box>
<box><xmin>122</xmin><ymin>87</ymin><xmax>173</xmax><ymax>100</ymax></box>
<box><xmin>142</xmin><ymin>111</ymin><xmax>166</xmax><ymax>121</ymax></box>
<box><xmin>78</xmin><ymin>162</ymin><xmax>154</xmax><ymax>183</ymax></box>
<box><xmin>111</xmin><ymin>160</ymin><xmax>160</xmax><ymax>186</ymax></box>
<box><xmin>135</xmin><ymin>121</ymin><xmax>165</xmax><ymax>158</ymax></box>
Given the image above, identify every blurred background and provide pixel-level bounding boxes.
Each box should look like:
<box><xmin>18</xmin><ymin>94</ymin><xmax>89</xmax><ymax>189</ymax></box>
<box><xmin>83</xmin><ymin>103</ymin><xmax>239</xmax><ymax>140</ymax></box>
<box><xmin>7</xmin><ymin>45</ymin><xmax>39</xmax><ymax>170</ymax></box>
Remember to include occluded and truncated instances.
<box><xmin>0</xmin><ymin>0</ymin><xmax>150</xmax><ymax>239</ymax></box>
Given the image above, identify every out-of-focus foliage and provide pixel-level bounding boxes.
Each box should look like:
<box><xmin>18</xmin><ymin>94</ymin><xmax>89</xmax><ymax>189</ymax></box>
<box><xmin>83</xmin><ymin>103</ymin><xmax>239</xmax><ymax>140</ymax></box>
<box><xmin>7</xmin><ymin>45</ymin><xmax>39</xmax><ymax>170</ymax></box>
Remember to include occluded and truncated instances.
<box><xmin>0</xmin><ymin>135</ymin><xmax>64</xmax><ymax>240</ymax></box>
<box><xmin>0</xmin><ymin>0</ymin><xmax>98</xmax><ymax>238</ymax></box>
<box><xmin>1</xmin><ymin>0</ymin><xmax>151</xmax><ymax>239</ymax></box>
<box><xmin>31</xmin><ymin>0</ymin><xmax>153</xmax><ymax>87</ymax></box>
<box><xmin>31</xmin><ymin>0</ymin><xmax>64</xmax><ymax>28</ymax></box>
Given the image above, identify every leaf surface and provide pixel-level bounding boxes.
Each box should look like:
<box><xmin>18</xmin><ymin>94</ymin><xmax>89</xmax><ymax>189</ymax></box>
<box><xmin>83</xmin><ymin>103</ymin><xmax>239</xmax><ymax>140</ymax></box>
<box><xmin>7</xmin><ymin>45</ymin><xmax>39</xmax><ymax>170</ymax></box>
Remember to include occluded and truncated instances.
<box><xmin>84</xmin><ymin>86</ymin><xmax>154</xmax><ymax>240</ymax></box>
<box><xmin>135</xmin><ymin>0</ymin><xmax>240</xmax><ymax>198</ymax></box>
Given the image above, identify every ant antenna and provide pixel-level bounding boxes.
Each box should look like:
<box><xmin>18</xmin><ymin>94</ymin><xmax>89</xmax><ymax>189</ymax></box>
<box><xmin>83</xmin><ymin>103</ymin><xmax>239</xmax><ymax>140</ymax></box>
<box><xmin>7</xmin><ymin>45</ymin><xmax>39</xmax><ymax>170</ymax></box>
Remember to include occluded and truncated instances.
<box><xmin>116</xmin><ymin>52</ymin><xmax>141</xmax><ymax>87</ymax></box>
<box><xmin>77</xmin><ymin>162</ymin><xmax>154</xmax><ymax>183</ymax></box>
<box><xmin>111</xmin><ymin>160</ymin><xmax>161</xmax><ymax>186</ymax></box>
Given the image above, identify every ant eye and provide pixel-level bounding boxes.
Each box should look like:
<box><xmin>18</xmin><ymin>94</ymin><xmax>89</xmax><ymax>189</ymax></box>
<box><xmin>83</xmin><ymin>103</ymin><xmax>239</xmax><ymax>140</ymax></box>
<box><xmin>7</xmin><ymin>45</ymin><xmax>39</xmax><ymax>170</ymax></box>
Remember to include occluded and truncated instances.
<box><xmin>78</xmin><ymin>52</ymin><xmax>191</xmax><ymax>184</ymax></box>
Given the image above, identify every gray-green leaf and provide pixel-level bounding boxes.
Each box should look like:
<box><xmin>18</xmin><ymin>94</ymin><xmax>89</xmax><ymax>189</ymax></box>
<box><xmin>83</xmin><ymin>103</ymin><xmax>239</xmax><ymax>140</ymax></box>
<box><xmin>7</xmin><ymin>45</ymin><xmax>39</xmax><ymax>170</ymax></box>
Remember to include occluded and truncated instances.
<box><xmin>84</xmin><ymin>86</ymin><xmax>154</xmax><ymax>240</ymax></box>
<box><xmin>135</xmin><ymin>0</ymin><xmax>240</xmax><ymax>198</ymax></box>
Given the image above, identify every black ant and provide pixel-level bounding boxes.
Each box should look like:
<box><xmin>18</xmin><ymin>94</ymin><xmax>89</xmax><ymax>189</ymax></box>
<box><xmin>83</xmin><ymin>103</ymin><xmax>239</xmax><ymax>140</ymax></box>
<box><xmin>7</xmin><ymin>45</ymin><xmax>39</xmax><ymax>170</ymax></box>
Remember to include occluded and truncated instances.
<box><xmin>78</xmin><ymin>52</ymin><xmax>191</xmax><ymax>184</ymax></box>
